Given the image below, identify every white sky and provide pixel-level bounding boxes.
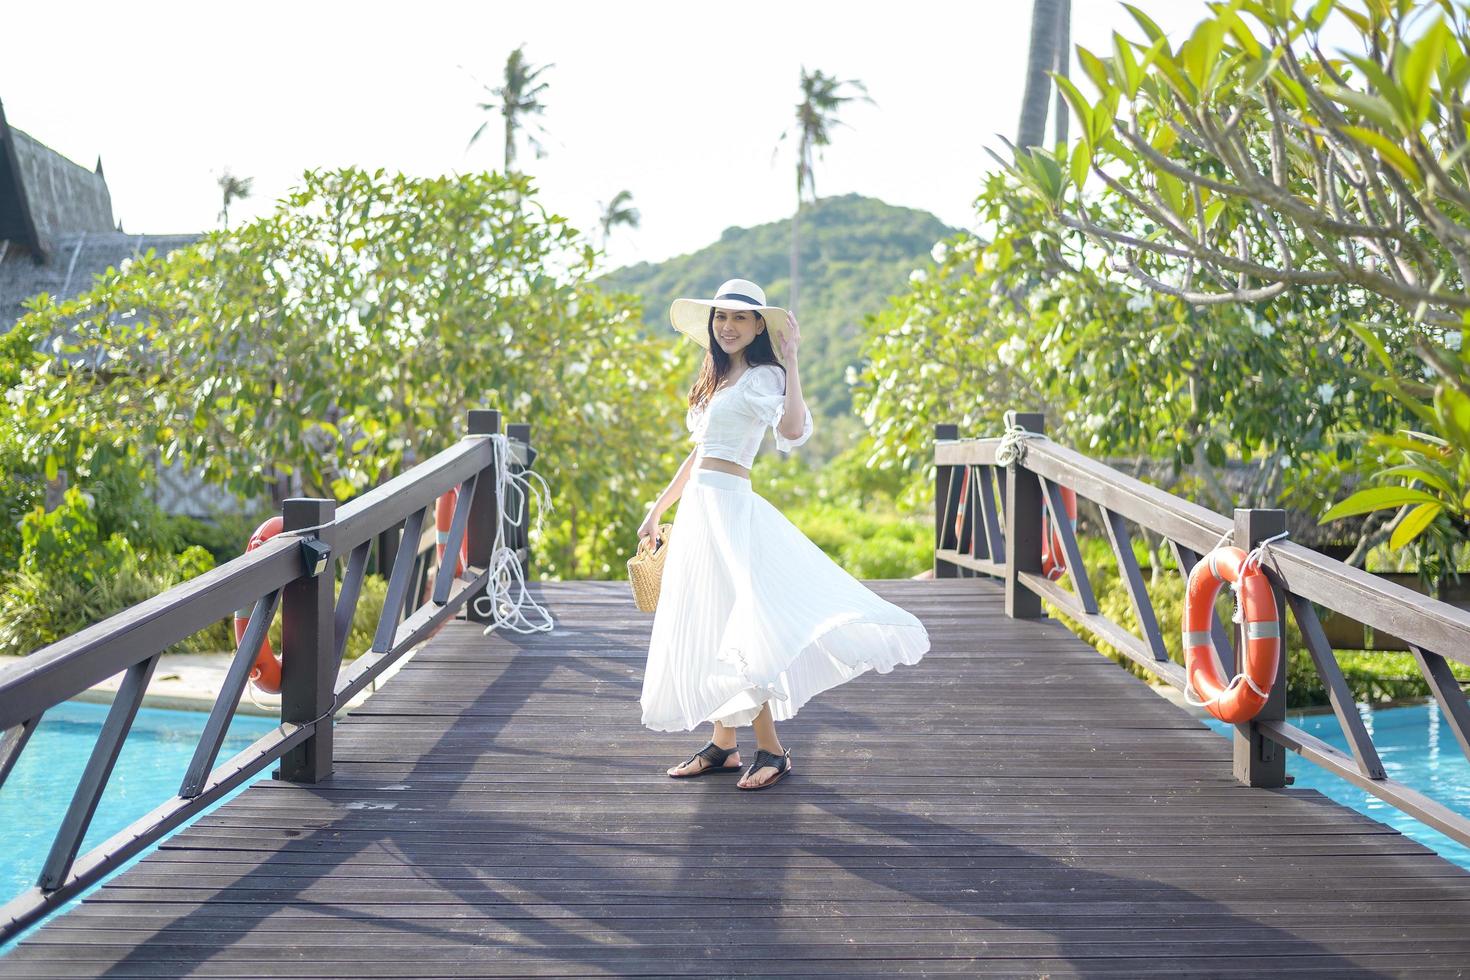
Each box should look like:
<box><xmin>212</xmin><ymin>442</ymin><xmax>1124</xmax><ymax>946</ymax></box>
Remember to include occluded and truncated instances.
<box><xmin>2</xmin><ymin>1</ymin><xmax>1214</xmax><ymax>272</ymax></box>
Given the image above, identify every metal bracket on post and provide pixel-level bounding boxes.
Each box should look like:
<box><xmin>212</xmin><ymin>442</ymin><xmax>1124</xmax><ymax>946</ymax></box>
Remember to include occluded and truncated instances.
<box><xmin>1004</xmin><ymin>413</ymin><xmax>1046</xmax><ymax>619</ymax></box>
<box><xmin>1233</xmin><ymin>507</ymin><xmax>1289</xmax><ymax>789</ymax></box>
<box><xmin>934</xmin><ymin>423</ymin><xmax>959</xmax><ymax>579</ymax></box>
<box><xmin>279</xmin><ymin>497</ymin><xmax>336</xmax><ymax>784</ymax></box>
<box><xmin>466</xmin><ymin>409</ymin><xmax>501</xmax><ymax>624</ymax></box>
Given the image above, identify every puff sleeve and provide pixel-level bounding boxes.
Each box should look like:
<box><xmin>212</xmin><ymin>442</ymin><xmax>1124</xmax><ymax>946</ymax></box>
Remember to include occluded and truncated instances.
<box><xmin>742</xmin><ymin>364</ymin><xmax>813</xmax><ymax>452</ymax></box>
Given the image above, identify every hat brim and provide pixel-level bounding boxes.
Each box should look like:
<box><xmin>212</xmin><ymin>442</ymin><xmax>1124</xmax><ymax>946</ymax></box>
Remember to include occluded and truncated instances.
<box><xmin>670</xmin><ymin>297</ymin><xmax>791</xmax><ymax>363</ymax></box>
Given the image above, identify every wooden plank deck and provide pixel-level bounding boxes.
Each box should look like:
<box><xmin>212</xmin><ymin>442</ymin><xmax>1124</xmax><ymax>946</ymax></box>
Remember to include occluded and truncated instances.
<box><xmin>4</xmin><ymin>577</ymin><xmax>1470</xmax><ymax>978</ymax></box>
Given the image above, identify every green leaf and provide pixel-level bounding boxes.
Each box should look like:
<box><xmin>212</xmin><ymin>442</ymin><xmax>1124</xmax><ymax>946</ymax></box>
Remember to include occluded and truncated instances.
<box><xmin>1070</xmin><ymin>140</ymin><xmax>1091</xmax><ymax>190</ymax></box>
<box><xmin>1369</xmin><ymin>431</ymin><xmax>1451</xmax><ymax>456</ymax></box>
<box><xmin>1347</xmin><ymin>320</ymin><xmax>1395</xmax><ymax>371</ymax></box>
<box><xmin>1051</xmin><ymin>73</ymin><xmax>1097</xmax><ymax>146</ymax></box>
<box><xmin>1181</xmin><ymin>18</ymin><xmax>1226</xmax><ymax>92</ymax></box>
<box><xmin>1077</xmin><ymin>45</ymin><xmax>1111</xmax><ymax>91</ymax></box>
<box><xmin>1435</xmin><ymin>384</ymin><xmax>1470</xmax><ymax>449</ymax></box>
<box><xmin>1241</xmin><ymin>48</ymin><xmax>1282</xmax><ymax>92</ymax></box>
<box><xmin>1089</xmin><ymin>88</ymin><xmax>1119</xmax><ymax>146</ymax></box>
<box><xmin>1341</xmin><ymin>126</ymin><xmax>1422</xmax><ymax>182</ymax></box>
<box><xmin>1397</xmin><ymin>17</ymin><xmax>1449</xmax><ymax>128</ymax></box>
<box><xmin>1113</xmin><ymin>32</ymin><xmax>1143</xmax><ymax>98</ymax></box>
<box><xmin>1156</xmin><ymin>170</ymin><xmax>1189</xmax><ymax>216</ymax></box>
<box><xmin>1389</xmin><ymin>501</ymin><xmax>1443</xmax><ymax>549</ymax></box>
<box><xmin>1122</xmin><ymin>3</ymin><xmax>1167</xmax><ymax>44</ymax></box>
<box><xmin>1220</xmin><ymin>7</ymin><xmax>1262</xmax><ymax>58</ymax></box>
<box><xmin>1320</xmin><ymin>485</ymin><xmax>1442</xmax><ymax>522</ymax></box>
<box><xmin>1305</xmin><ymin>0</ymin><xmax>1336</xmax><ymax>30</ymax></box>
<box><xmin>1322</xmin><ymin>83</ymin><xmax>1403</xmax><ymax>131</ymax></box>
<box><xmin>1344</xmin><ymin>54</ymin><xmax>1412</xmax><ymax>129</ymax></box>
<box><xmin>1375</xmin><ymin>463</ymin><xmax>1455</xmax><ymax>495</ymax></box>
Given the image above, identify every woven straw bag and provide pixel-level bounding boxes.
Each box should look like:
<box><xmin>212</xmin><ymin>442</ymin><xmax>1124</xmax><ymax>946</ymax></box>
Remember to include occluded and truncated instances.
<box><xmin>627</xmin><ymin>523</ymin><xmax>673</xmax><ymax>612</ymax></box>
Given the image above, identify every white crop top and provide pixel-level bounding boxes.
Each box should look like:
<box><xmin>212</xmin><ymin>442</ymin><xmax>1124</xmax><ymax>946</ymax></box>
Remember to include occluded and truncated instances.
<box><xmin>686</xmin><ymin>363</ymin><xmax>814</xmax><ymax>468</ymax></box>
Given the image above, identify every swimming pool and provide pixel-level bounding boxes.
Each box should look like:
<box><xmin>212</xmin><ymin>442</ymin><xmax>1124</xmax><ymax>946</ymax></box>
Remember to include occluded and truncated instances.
<box><xmin>1203</xmin><ymin>701</ymin><xmax>1470</xmax><ymax>870</ymax></box>
<box><xmin>1</xmin><ymin>700</ymin><xmax>278</xmax><ymax>943</ymax></box>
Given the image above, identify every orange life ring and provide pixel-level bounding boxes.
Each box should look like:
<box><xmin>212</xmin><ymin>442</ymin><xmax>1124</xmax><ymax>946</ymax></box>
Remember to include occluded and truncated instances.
<box><xmin>952</xmin><ymin>467</ymin><xmax>971</xmax><ymax>544</ymax></box>
<box><xmin>1041</xmin><ymin>486</ymin><xmax>1078</xmax><ymax>580</ymax></box>
<box><xmin>1183</xmin><ymin>546</ymin><xmax>1280</xmax><ymax>724</ymax></box>
<box><xmin>234</xmin><ymin>516</ymin><xmax>283</xmax><ymax>694</ymax></box>
<box><xmin>435</xmin><ymin>488</ymin><xmax>468</xmax><ymax>578</ymax></box>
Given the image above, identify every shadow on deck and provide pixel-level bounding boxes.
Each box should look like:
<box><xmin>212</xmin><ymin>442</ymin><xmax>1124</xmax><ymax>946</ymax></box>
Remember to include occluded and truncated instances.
<box><xmin>4</xmin><ymin>577</ymin><xmax>1470</xmax><ymax>978</ymax></box>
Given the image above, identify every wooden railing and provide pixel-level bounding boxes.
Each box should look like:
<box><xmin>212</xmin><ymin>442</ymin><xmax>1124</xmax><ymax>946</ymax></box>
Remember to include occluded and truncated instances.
<box><xmin>935</xmin><ymin>414</ymin><xmax>1470</xmax><ymax>849</ymax></box>
<box><xmin>0</xmin><ymin>410</ymin><xmax>536</xmax><ymax>940</ymax></box>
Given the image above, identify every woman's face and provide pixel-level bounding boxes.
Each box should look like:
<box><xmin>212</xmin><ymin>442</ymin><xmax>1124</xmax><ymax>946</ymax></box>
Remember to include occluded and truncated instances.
<box><xmin>711</xmin><ymin>308</ymin><xmax>765</xmax><ymax>358</ymax></box>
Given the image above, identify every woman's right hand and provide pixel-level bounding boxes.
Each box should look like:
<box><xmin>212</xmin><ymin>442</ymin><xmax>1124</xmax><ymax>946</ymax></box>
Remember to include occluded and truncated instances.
<box><xmin>637</xmin><ymin>512</ymin><xmax>664</xmax><ymax>551</ymax></box>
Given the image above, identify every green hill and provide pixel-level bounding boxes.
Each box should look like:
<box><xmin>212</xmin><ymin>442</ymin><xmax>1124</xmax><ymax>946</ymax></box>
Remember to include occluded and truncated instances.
<box><xmin>600</xmin><ymin>194</ymin><xmax>960</xmax><ymax>458</ymax></box>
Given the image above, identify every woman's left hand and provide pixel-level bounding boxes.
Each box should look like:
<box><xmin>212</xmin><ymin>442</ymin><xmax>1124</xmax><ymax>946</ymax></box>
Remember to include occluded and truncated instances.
<box><xmin>781</xmin><ymin>312</ymin><xmax>801</xmax><ymax>364</ymax></box>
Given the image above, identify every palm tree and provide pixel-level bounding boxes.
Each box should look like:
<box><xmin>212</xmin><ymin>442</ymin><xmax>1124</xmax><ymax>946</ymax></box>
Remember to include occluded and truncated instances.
<box><xmin>778</xmin><ymin>68</ymin><xmax>873</xmax><ymax>315</ymax></box>
<box><xmin>469</xmin><ymin>44</ymin><xmax>553</xmax><ymax>174</ymax></box>
<box><xmin>1017</xmin><ymin>0</ymin><xmax>1072</xmax><ymax>148</ymax></box>
<box><xmin>597</xmin><ymin>190</ymin><xmax>641</xmax><ymax>249</ymax></box>
<box><xmin>217</xmin><ymin>170</ymin><xmax>253</xmax><ymax>228</ymax></box>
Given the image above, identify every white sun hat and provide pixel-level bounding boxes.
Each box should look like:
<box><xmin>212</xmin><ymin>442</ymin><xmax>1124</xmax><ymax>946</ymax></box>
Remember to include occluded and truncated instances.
<box><xmin>669</xmin><ymin>278</ymin><xmax>792</xmax><ymax>364</ymax></box>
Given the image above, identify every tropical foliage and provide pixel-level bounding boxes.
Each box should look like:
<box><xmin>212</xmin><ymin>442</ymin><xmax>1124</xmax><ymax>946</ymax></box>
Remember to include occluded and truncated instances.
<box><xmin>6</xmin><ymin>167</ymin><xmax>680</xmax><ymax>585</ymax></box>
<box><xmin>1007</xmin><ymin>0</ymin><xmax>1470</xmax><ymax>569</ymax></box>
<box><xmin>855</xmin><ymin>171</ymin><xmax>1401</xmax><ymax>533</ymax></box>
<box><xmin>470</xmin><ymin>43</ymin><xmax>553</xmax><ymax>173</ymax></box>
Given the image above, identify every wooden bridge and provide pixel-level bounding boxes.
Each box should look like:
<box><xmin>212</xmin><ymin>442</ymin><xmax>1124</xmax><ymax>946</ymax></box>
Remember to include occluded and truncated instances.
<box><xmin>2</xmin><ymin>410</ymin><xmax>1470</xmax><ymax>977</ymax></box>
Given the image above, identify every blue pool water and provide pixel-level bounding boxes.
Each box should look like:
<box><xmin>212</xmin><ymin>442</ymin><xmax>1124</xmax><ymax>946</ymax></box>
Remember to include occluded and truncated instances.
<box><xmin>1</xmin><ymin>700</ymin><xmax>277</xmax><ymax>943</ymax></box>
<box><xmin>1204</xmin><ymin>701</ymin><xmax>1470</xmax><ymax>869</ymax></box>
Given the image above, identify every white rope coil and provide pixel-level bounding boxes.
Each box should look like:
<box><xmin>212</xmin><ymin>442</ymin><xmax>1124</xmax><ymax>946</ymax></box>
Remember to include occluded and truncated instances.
<box><xmin>993</xmin><ymin>411</ymin><xmax>1047</xmax><ymax>467</ymax></box>
<box><xmin>470</xmin><ymin>431</ymin><xmax>556</xmax><ymax>636</ymax></box>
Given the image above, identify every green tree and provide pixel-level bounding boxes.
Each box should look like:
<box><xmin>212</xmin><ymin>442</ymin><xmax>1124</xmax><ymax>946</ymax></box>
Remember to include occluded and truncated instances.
<box><xmin>470</xmin><ymin>44</ymin><xmax>553</xmax><ymax>174</ymax></box>
<box><xmin>597</xmin><ymin>189</ymin><xmax>640</xmax><ymax>249</ymax></box>
<box><xmin>216</xmin><ymin>169</ymin><xmax>253</xmax><ymax>229</ymax></box>
<box><xmin>1012</xmin><ymin>0</ymin><xmax>1470</xmax><ymax>567</ymax></box>
<box><xmin>778</xmin><ymin>68</ymin><xmax>874</xmax><ymax>314</ymax></box>
<box><xmin>11</xmin><ymin>167</ymin><xmax>683</xmax><ymax>580</ymax></box>
<box><xmin>855</xmin><ymin>172</ymin><xmax>1396</xmax><ymax>543</ymax></box>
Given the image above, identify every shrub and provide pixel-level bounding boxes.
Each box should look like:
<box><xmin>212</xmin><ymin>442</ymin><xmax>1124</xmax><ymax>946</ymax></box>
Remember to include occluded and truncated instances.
<box><xmin>785</xmin><ymin>501</ymin><xmax>930</xmax><ymax>579</ymax></box>
<box><xmin>167</xmin><ymin>511</ymin><xmax>272</xmax><ymax>568</ymax></box>
<box><xmin>0</xmin><ymin>488</ymin><xmax>232</xmax><ymax>657</ymax></box>
<box><xmin>264</xmin><ymin>573</ymin><xmax>389</xmax><ymax>662</ymax></box>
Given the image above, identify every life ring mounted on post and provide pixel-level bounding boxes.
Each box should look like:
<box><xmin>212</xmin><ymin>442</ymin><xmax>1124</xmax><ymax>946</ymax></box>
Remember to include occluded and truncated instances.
<box><xmin>234</xmin><ymin>516</ymin><xmax>284</xmax><ymax>694</ymax></box>
<box><xmin>1182</xmin><ymin>544</ymin><xmax>1282</xmax><ymax>724</ymax></box>
<box><xmin>1041</xmin><ymin>486</ymin><xmax>1078</xmax><ymax>580</ymax></box>
<box><xmin>436</xmin><ymin>487</ymin><xmax>468</xmax><ymax>578</ymax></box>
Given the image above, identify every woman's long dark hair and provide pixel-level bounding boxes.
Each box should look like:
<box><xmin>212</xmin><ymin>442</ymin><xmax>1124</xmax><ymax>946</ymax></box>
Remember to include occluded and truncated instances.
<box><xmin>687</xmin><ymin>308</ymin><xmax>783</xmax><ymax>411</ymax></box>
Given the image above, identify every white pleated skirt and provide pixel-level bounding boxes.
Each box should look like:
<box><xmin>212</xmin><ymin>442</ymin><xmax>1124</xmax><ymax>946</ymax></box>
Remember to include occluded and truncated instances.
<box><xmin>639</xmin><ymin>467</ymin><xmax>932</xmax><ymax>732</ymax></box>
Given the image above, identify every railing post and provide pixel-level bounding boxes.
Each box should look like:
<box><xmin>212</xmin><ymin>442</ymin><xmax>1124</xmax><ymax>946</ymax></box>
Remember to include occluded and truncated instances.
<box><xmin>1004</xmin><ymin>412</ymin><xmax>1046</xmax><ymax>619</ymax></box>
<box><xmin>507</xmin><ymin>422</ymin><xmax>533</xmax><ymax>569</ymax></box>
<box><xmin>278</xmin><ymin>497</ymin><xmax>336</xmax><ymax>784</ymax></box>
<box><xmin>1233</xmin><ymin>507</ymin><xmax>1289</xmax><ymax>788</ymax></box>
<box><xmin>466</xmin><ymin>409</ymin><xmax>502</xmax><ymax>624</ymax></box>
<box><xmin>934</xmin><ymin>423</ymin><xmax>959</xmax><ymax>578</ymax></box>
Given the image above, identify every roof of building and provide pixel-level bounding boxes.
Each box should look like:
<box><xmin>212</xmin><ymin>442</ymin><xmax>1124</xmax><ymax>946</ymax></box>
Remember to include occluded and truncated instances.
<box><xmin>1</xmin><ymin>230</ymin><xmax>200</xmax><ymax>330</ymax></box>
<box><xmin>1</xmin><ymin>99</ymin><xmax>118</xmax><ymax>261</ymax></box>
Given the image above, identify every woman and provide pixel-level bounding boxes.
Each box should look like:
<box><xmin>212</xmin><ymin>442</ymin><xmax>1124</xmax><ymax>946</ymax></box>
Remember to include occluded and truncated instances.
<box><xmin>637</xmin><ymin>278</ymin><xmax>931</xmax><ymax>791</ymax></box>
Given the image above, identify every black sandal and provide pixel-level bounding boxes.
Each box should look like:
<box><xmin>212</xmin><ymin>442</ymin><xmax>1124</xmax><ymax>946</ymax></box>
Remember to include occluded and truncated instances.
<box><xmin>737</xmin><ymin>747</ymin><xmax>792</xmax><ymax>791</ymax></box>
<box><xmin>668</xmin><ymin>740</ymin><xmax>741</xmax><ymax>778</ymax></box>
